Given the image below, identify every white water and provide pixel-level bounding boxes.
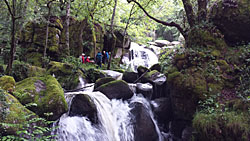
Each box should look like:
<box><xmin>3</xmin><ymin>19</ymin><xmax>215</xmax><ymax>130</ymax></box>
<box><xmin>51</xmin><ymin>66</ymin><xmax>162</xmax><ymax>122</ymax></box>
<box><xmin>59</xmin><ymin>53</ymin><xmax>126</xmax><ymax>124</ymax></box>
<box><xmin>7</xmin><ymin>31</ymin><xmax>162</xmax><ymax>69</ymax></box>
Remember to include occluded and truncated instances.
<box><xmin>122</xmin><ymin>42</ymin><xmax>158</xmax><ymax>72</ymax></box>
<box><xmin>54</xmin><ymin>76</ymin><xmax>162</xmax><ymax>141</ymax></box>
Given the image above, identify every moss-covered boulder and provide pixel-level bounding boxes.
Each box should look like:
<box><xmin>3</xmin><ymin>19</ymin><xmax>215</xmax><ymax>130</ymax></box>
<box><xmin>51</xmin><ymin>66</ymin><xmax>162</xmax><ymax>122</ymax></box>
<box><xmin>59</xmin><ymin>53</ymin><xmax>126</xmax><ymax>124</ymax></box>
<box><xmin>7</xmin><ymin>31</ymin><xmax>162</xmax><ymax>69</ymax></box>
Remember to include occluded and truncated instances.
<box><xmin>122</xmin><ymin>71</ymin><xmax>138</xmax><ymax>83</ymax></box>
<box><xmin>142</xmin><ymin>70</ymin><xmax>167</xmax><ymax>85</ymax></box>
<box><xmin>94</xmin><ymin>80</ymin><xmax>133</xmax><ymax>100</ymax></box>
<box><xmin>0</xmin><ymin>89</ymin><xmax>35</xmax><ymax>135</ymax></box>
<box><xmin>210</xmin><ymin>0</ymin><xmax>250</xmax><ymax>45</ymax></box>
<box><xmin>94</xmin><ymin>77</ymin><xmax>116</xmax><ymax>89</ymax></box>
<box><xmin>150</xmin><ymin>63</ymin><xmax>161</xmax><ymax>72</ymax></box>
<box><xmin>47</xmin><ymin>61</ymin><xmax>82</xmax><ymax>90</ymax></box>
<box><xmin>0</xmin><ymin>76</ymin><xmax>15</xmax><ymax>93</ymax></box>
<box><xmin>186</xmin><ymin>27</ymin><xmax>227</xmax><ymax>49</ymax></box>
<box><xmin>69</xmin><ymin>94</ymin><xmax>97</xmax><ymax>123</ymax></box>
<box><xmin>15</xmin><ymin>75</ymin><xmax>68</xmax><ymax>120</ymax></box>
<box><xmin>137</xmin><ymin>66</ymin><xmax>150</xmax><ymax>76</ymax></box>
<box><xmin>84</xmin><ymin>68</ymin><xmax>106</xmax><ymax>83</ymax></box>
<box><xmin>12</xmin><ymin>61</ymin><xmax>46</xmax><ymax>82</ymax></box>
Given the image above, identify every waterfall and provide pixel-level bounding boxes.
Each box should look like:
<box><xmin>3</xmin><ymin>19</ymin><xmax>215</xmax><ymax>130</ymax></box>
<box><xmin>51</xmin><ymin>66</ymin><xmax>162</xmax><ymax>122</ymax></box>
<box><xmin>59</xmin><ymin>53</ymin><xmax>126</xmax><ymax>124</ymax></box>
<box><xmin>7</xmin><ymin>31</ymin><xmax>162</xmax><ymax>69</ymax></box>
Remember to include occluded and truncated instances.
<box><xmin>53</xmin><ymin>91</ymin><xmax>163</xmax><ymax>141</ymax></box>
<box><xmin>122</xmin><ymin>42</ymin><xmax>158</xmax><ymax>72</ymax></box>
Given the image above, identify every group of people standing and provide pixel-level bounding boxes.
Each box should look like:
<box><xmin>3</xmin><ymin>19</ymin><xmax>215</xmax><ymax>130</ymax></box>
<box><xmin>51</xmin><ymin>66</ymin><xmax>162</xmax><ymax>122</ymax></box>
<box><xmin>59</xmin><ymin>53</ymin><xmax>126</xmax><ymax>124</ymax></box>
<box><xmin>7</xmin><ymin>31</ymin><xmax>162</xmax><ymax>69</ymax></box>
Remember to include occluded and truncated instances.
<box><xmin>80</xmin><ymin>51</ymin><xmax>110</xmax><ymax>68</ymax></box>
<box><xmin>96</xmin><ymin>51</ymin><xmax>110</xmax><ymax>68</ymax></box>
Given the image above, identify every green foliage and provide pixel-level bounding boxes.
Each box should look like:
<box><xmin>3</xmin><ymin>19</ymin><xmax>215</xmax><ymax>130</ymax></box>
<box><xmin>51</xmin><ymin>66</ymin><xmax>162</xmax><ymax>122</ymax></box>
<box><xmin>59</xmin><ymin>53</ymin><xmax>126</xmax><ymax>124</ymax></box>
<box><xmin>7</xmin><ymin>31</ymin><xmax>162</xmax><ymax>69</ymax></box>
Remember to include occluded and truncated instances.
<box><xmin>0</xmin><ymin>102</ymin><xmax>57</xmax><ymax>140</ymax></box>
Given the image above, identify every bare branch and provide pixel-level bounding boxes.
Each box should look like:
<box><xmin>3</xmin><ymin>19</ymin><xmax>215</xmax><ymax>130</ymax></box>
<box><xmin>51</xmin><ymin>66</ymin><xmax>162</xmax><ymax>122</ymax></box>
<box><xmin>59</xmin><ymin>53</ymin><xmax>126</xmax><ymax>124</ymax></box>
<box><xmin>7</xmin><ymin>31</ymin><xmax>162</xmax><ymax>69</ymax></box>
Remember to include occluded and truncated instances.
<box><xmin>130</xmin><ymin>0</ymin><xmax>186</xmax><ymax>37</ymax></box>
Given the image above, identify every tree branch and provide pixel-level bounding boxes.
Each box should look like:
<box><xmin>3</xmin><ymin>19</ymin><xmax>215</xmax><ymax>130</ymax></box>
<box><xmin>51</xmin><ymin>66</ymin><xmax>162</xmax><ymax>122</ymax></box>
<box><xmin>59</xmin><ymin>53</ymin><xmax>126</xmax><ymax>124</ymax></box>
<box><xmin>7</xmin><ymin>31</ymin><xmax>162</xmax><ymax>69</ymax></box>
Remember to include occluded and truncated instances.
<box><xmin>129</xmin><ymin>0</ymin><xmax>186</xmax><ymax>37</ymax></box>
<box><xmin>4</xmin><ymin>0</ymin><xmax>14</xmax><ymax>17</ymax></box>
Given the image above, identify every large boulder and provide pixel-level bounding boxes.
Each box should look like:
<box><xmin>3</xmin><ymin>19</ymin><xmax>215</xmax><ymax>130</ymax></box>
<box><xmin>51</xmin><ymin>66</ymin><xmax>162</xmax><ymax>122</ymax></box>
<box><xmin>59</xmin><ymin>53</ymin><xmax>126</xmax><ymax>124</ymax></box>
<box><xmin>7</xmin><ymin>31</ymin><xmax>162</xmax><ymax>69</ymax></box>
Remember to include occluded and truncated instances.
<box><xmin>69</xmin><ymin>94</ymin><xmax>97</xmax><ymax>123</ymax></box>
<box><xmin>100</xmin><ymin>70</ymin><xmax>123</xmax><ymax>80</ymax></box>
<box><xmin>47</xmin><ymin>61</ymin><xmax>82</xmax><ymax>90</ymax></box>
<box><xmin>151</xmin><ymin>98</ymin><xmax>173</xmax><ymax>132</ymax></box>
<box><xmin>142</xmin><ymin>70</ymin><xmax>166</xmax><ymax>85</ymax></box>
<box><xmin>20</xmin><ymin>17</ymin><xmax>63</xmax><ymax>65</ymax></box>
<box><xmin>210</xmin><ymin>0</ymin><xmax>250</xmax><ymax>45</ymax></box>
<box><xmin>84</xmin><ymin>68</ymin><xmax>106</xmax><ymax>83</ymax></box>
<box><xmin>130</xmin><ymin>102</ymin><xmax>159</xmax><ymax>141</ymax></box>
<box><xmin>122</xmin><ymin>71</ymin><xmax>138</xmax><ymax>83</ymax></box>
<box><xmin>94</xmin><ymin>80</ymin><xmax>133</xmax><ymax>100</ymax></box>
<box><xmin>12</xmin><ymin>61</ymin><xmax>46</xmax><ymax>82</ymax></box>
<box><xmin>0</xmin><ymin>89</ymin><xmax>35</xmax><ymax>135</ymax></box>
<box><xmin>15</xmin><ymin>75</ymin><xmax>68</xmax><ymax>120</ymax></box>
<box><xmin>94</xmin><ymin>77</ymin><xmax>116</xmax><ymax>89</ymax></box>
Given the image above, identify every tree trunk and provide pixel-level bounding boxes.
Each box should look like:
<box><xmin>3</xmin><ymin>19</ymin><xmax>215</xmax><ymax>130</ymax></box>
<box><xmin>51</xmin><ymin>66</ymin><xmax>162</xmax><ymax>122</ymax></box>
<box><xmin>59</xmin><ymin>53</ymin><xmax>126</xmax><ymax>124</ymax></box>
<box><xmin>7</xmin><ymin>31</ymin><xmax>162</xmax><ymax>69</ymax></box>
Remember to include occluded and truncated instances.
<box><xmin>65</xmin><ymin>0</ymin><xmax>71</xmax><ymax>56</ymax></box>
<box><xmin>119</xmin><ymin>4</ymin><xmax>135</xmax><ymax>64</ymax></box>
<box><xmin>44</xmin><ymin>3</ymin><xmax>52</xmax><ymax>59</ymax></box>
<box><xmin>107</xmin><ymin>0</ymin><xmax>118</xmax><ymax>70</ymax></box>
<box><xmin>5</xmin><ymin>0</ymin><xmax>16</xmax><ymax>75</ymax></box>
<box><xmin>197</xmin><ymin>0</ymin><xmax>207</xmax><ymax>22</ymax></box>
<box><xmin>182</xmin><ymin>0</ymin><xmax>196</xmax><ymax>27</ymax></box>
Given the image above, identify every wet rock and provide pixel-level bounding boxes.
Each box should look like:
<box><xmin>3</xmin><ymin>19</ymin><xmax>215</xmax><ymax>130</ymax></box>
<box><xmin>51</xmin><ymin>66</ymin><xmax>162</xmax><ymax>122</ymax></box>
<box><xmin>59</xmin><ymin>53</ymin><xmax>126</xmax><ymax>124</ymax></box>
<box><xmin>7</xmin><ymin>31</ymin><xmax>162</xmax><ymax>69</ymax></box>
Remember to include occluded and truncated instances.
<box><xmin>136</xmin><ymin>83</ymin><xmax>153</xmax><ymax>99</ymax></box>
<box><xmin>137</xmin><ymin>66</ymin><xmax>149</xmax><ymax>76</ymax></box>
<box><xmin>94</xmin><ymin>80</ymin><xmax>133</xmax><ymax>100</ymax></box>
<box><xmin>94</xmin><ymin>77</ymin><xmax>116</xmax><ymax>89</ymax></box>
<box><xmin>150</xmin><ymin>63</ymin><xmax>161</xmax><ymax>72</ymax></box>
<box><xmin>100</xmin><ymin>70</ymin><xmax>123</xmax><ymax>80</ymax></box>
<box><xmin>142</xmin><ymin>70</ymin><xmax>166</xmax><ymax>85</ymax></box>
<box><xmin>151</xmin><ymin>98</ymin><xmax>172</xmax><ymax>132</ymax></box>
<box><xmin>122</xmin><ymin>71</ymin><xmax>138</xmax><ymax>83</ymax></box>
<box><xmin>130</xmin><ymin>102</ymin><xmax>159</xmax><ymax>141</ymax></box>
<box><xmin>69</xmin><ymin>94</ymin><xmax>97</xmax><ymax>123</ymax></box>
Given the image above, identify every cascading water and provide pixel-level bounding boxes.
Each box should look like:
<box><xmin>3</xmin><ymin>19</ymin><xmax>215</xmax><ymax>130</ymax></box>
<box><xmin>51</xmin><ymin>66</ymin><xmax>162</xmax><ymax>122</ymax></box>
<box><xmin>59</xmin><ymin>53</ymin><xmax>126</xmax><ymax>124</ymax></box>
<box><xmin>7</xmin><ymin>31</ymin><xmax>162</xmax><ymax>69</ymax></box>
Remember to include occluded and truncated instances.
<box><xmin>53</xmin><ymin>87</ymin><xmax>163</xmax><ymax>141</ymax></box>
<box><xmin>122</xmin><ymin>42</ymin><xmax>158</xmax><ymax>72</ymax></box>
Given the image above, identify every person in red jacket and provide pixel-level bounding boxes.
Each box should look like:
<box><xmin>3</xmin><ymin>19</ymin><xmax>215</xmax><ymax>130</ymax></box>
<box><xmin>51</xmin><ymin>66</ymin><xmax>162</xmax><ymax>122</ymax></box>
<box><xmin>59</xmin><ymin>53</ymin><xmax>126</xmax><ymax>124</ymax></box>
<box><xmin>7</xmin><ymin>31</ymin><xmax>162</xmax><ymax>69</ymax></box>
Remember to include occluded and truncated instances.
<box><xmin>81</xmin><ymin>53</ymin><xmax>85</xmax><ymax>63</ymax></box>
<box><xmin>85</xmin><ymin>56</ymin><xmax>90</xmax><ymax>63</ymax></box>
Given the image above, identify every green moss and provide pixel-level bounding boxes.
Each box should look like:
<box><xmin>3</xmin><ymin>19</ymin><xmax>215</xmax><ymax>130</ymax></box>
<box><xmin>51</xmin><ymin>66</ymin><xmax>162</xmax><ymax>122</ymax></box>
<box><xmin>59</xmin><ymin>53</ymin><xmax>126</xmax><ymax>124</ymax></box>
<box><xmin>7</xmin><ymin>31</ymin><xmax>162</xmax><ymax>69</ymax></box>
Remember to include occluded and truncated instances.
<box><xmin>193</xmin><ymin>111</ymin><xmax>250</xmax><ymax>140</ymax></box>
<box><xmin>0</xmin><ymin>76</ymin><xmax>15</xmax><ymax>92</ymax></box>
<box><xmin>94</xmin><ymin>77</ymin><xmax>116</xmax><ymax>89</ymax></box>
<box><xmin>26</xmin><ymin>52</ymin><xmax>43</xmax><ymax>67</ymax></box>
<box><xmin>211</xmin><ymin>50</ymin><xmax>221</xmax><ymax>58</ymax></box>
<box><xmin>15</xmin><ymin>75</ymin><xmax>68</xmax><ymax>120</ymax></box>
<box><xmin>167</xmin><ymin>71</ymin><xmax>181</xmax><ymax>82</ymax></box>
<box><xmin>145</xmin><ymin>70</ymin><xmax>159</xmax><ymax>78</ymax></box>
<box><xmin>186</xmin><ymin>27</ymin><xmax>227</xmax><ymax>50</ymax></box>
<box><xmin>0</xmin><ymin>91</ymin><xmax>35</xmax><ymax>135</ymax></box>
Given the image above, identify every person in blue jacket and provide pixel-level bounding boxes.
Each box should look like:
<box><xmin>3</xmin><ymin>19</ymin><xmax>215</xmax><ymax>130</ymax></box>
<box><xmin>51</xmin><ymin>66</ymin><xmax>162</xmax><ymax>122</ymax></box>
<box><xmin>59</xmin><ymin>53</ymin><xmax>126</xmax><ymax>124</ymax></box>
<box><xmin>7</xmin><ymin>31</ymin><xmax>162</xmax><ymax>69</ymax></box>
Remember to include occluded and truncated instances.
<box><xmin>96</xmin><ymin>51</ymin><xmax>102</xmax><ymax>68</ymax></box>
<box><xmin>105</xmin><ymin>51</ymin><xmax>109</xmax><ymax>64</ymax></box>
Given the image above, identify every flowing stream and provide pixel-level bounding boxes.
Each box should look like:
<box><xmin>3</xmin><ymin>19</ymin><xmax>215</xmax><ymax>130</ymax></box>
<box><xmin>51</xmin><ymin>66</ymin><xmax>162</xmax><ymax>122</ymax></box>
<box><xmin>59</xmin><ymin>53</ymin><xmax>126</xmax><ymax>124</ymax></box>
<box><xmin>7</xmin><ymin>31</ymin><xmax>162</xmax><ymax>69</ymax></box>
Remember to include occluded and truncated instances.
<box><xmin>122</xmin><ymin>42</ymin><xmax>158</xmax><ymax>72</ymax></box>
<box><xmin>53</xmin><ymin>86</ymin><xmax>163</xmax><ymax>141</ymax></box>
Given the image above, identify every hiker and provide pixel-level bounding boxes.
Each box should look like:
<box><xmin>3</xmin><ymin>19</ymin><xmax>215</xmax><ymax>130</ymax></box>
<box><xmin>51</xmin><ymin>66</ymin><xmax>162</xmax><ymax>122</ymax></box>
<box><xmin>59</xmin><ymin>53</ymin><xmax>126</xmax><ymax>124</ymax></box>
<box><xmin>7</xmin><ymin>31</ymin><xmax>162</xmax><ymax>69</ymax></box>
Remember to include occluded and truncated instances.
<box><xmin>85</xmin><ymin>56</ymin><xmax>91</xmax><ymax>63</ymax></box>
<box><xmin>96</xmin><ymin>52</ymin><xmax>102</xmax><ymax>68</ymax></box>
<box><xmin>102</xmin><ymin>51</ymin><xmax>106</xmax><ymax>64</ymax></box>
<box><xmin>105</xmin><ymin>51</ymin><xmax>110</xmax><ymax>64</ymax></box>
<box><xmin>80</xmin><ymin>53</ymin><xmax>85</xmax><ymax>63</ymax></box>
